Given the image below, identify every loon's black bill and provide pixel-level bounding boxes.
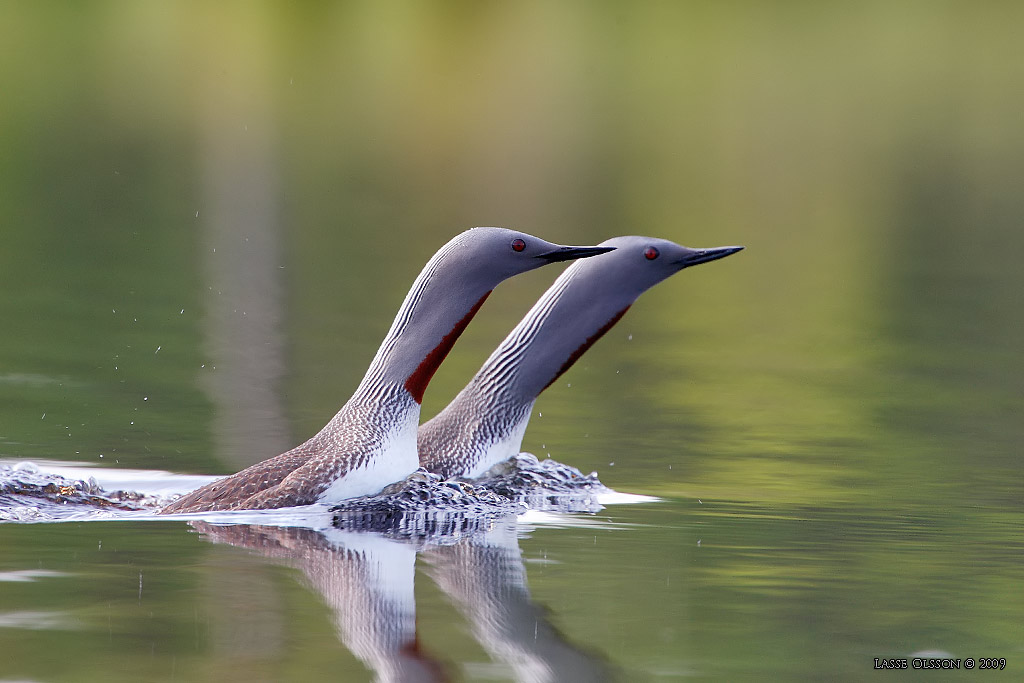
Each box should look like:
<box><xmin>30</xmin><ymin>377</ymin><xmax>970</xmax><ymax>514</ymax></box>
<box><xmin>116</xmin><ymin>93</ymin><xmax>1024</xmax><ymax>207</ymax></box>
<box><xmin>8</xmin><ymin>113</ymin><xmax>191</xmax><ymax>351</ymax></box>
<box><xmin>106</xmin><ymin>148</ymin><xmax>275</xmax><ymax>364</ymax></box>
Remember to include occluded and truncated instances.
<box><xmin>675</xmin><ymin>245</ymin><xmax>744</xmax><ymax>268</ymax></box>
<box><xmin>536</xmin><ymin>245</ymin><xmax>616</xmax><ymax>263</ymax></box>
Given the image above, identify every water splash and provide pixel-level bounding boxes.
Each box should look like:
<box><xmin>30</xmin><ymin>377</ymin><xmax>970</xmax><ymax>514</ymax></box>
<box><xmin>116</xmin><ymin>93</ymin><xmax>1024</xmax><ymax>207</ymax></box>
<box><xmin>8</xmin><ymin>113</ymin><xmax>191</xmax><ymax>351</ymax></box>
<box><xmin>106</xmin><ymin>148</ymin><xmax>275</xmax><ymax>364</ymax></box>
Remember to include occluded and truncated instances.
<box><xmin>0</xmin><ymin>454</ymin><xmax>653</xmax><ymax>529</ymax></box>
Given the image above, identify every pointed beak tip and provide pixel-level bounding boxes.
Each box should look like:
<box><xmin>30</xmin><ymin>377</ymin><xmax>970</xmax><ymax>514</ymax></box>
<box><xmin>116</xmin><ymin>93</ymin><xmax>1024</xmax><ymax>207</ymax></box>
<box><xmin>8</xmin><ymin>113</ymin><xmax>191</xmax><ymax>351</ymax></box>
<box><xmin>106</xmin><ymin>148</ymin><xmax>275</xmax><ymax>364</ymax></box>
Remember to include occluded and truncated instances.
<box><xmin>537</xmin><ymin>245</ymin><xmax>616</xmax><ymax>263</ymax></box>
<box><xmin>675</xmin><ymin>245</ymin><xmax>745</xmax><ymax>267</ymax></box>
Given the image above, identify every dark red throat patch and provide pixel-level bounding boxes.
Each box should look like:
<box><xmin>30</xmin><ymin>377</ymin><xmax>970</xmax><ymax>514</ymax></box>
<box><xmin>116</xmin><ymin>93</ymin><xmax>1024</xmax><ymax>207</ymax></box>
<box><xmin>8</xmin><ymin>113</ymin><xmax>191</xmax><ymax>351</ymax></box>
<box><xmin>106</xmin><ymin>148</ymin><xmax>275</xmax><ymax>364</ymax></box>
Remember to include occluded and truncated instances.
<box><xmin>404</xmin><ymin>291</ymin><xmax>492</xmax><ymax>404</ymax></box>
<box><xmin>543</xmin><ymin>306</ymin><xmax>631</xmax><ymax>391</ymax></box>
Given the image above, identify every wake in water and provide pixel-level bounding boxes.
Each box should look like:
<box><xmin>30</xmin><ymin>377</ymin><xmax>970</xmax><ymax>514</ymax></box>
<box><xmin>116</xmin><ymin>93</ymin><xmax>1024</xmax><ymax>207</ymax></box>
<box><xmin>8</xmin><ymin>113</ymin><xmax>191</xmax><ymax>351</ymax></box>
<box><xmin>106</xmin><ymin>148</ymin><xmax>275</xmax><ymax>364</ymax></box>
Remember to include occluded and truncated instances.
<box><xmin>0</xmin><ymin>460</ymin><xmax>215</xmax><ymax>522</ymax></box>
<box><xmin>0</xmin><ymin>454</ymin><xmax>646</xmax><ymax>527</ymax></box>
<box><xmin>0</xmin><ymin>461</ymin><xmax>156</xmax><ymax>521</ymax></box>
<box><xmin>330</xmin><ymin>453</ymin><xmax>610</xmax><ymax>541</ymax></box>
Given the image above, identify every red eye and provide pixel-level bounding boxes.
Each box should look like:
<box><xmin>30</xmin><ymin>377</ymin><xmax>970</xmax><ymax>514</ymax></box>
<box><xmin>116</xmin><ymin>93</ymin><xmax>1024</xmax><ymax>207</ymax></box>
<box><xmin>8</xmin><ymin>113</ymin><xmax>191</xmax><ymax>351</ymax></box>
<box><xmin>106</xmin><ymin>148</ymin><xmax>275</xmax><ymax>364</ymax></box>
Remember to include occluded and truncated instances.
<box><xmin>511</xmin><ymin>238</ymin><xmax>526</xmax><ymax>252</ymax></box>
<box><xmin>644</xmin><ymin>246</ymin><xmax>659</xmax><ymax>260</ymax></box>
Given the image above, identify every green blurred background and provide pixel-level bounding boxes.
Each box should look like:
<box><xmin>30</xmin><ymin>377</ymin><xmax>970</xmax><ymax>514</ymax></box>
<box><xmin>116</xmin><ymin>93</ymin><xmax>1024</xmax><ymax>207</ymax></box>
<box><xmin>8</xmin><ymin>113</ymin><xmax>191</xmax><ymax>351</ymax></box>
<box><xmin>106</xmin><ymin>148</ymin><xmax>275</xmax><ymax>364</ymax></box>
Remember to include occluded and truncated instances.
<box><xmin>1</xmin><ymin>2</ymin><xmax>1022</xmax><ymax>680</ymax></box>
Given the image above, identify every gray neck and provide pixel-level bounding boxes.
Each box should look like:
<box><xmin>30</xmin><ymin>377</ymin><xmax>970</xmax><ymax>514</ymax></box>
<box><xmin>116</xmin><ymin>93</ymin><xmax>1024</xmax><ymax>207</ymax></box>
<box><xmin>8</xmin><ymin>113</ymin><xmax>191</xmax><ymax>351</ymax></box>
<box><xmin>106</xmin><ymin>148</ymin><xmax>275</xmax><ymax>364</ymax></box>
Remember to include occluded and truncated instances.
<box><xmin>419</xmin><ymin>262</ymin><xmax>633</xmax><ymax>477</ymax></box>
<box><xmin>354</xmin><ymin>234</ymin><xmax>493</xmax><ymax>405</ymax></box>
<box><xmin>468</xmin><ymin>263</ymin><xmax>633</xmax><ymax>408</ymax></box>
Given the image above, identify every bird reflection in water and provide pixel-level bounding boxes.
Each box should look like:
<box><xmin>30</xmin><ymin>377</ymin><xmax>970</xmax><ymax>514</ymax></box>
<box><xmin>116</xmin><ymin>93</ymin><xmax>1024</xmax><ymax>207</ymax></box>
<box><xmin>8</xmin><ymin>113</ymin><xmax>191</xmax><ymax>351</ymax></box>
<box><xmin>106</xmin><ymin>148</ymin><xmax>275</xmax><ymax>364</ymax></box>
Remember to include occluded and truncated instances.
<box><xmin>191</xmin><ymin>513</ymin><xmax>614</xmax><ymax>683</ymax></box>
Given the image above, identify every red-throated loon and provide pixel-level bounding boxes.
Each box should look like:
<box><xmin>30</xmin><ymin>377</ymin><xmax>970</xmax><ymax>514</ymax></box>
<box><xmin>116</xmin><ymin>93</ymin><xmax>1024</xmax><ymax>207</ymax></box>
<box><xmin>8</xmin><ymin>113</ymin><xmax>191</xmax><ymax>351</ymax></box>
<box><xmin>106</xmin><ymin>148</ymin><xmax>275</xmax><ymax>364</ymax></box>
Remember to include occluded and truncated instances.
<box><xmin>161</xmin><ymin>228</ymin><xmax>613</xmax><ymax>513</ymax></box>
<box><xmin>417</xmin><ymin>236</ymin><xmax>743</xmax><ymax>479</ymax></box>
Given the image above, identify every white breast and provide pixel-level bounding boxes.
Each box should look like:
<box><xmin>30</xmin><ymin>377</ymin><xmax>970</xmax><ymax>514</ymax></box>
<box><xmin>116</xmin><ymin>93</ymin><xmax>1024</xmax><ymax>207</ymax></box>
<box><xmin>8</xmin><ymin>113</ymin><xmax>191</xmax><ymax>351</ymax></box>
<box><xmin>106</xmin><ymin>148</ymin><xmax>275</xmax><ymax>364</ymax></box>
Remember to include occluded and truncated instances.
<box><xmin>462</xmin><ymin>409</ymin><xmax>533</xmax><ymax>479</ymax></box>
<box><xmin>316</xmin><ymin>411</ymin><xmax>421</xmax><ymax>503</ymax></box>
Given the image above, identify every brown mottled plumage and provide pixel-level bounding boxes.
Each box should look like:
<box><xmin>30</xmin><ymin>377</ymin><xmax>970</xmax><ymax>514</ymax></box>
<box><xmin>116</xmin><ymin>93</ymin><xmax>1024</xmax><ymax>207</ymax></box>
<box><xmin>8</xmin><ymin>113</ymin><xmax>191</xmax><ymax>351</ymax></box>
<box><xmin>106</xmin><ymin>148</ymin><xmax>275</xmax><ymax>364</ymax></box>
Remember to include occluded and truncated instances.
<box><xmin>162</xmin><ymin>387</ymin><xmax>413</xmax><ymax>512</ymax></box>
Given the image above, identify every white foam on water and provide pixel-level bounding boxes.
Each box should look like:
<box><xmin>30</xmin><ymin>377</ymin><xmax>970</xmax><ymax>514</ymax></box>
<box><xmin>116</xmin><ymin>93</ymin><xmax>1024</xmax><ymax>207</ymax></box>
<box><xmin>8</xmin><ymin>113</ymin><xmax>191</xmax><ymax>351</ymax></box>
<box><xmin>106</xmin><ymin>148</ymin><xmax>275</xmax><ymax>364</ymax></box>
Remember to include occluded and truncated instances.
<box><xmin>0</xmin><ymin>458</ymin><xmax>219</xmax><ymax>497</ymax></box>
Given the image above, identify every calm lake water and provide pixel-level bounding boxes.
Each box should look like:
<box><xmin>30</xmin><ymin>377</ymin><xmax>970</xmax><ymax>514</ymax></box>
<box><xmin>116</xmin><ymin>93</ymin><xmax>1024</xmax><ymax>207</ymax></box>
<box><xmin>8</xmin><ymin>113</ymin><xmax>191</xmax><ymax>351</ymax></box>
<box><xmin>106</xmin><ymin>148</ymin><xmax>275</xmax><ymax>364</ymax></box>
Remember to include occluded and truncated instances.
<box><xmin>2</xmin><ymin>3</ymin><xmax>1023</xmax><ymax>681</ymax></box>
